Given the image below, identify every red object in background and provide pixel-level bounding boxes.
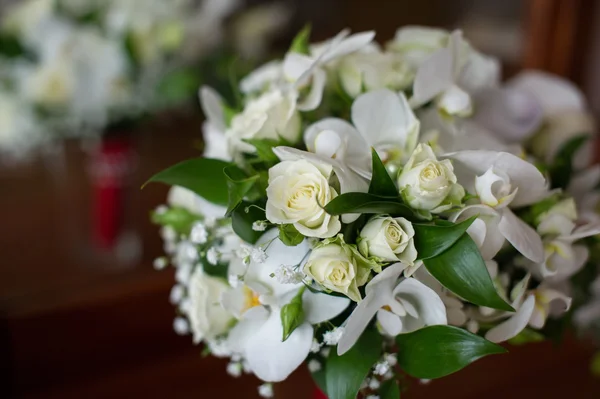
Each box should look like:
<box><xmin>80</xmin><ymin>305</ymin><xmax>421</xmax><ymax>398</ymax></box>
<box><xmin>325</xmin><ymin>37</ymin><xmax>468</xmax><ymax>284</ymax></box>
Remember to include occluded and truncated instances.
<box><xmin>314</xmin><ymin>387</ymin><xmax>328</xmax><ymax>399</ymax></box>
<box><xmin>88</xmin><ymin>137</ymin><xmax>136</xmax><ymax>250</ymax></box>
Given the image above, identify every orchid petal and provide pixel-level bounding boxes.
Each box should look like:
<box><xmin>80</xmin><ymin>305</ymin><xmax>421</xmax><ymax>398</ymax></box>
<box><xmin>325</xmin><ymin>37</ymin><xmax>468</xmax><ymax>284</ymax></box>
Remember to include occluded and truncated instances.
<box><xmin>199</xmin><ymin>85</ymin><xmax>227</xmax><ymax>132</ymax></box>
<box><xmin>545</xmin><ymin>245</ymin><xmax>589</xmax><ymax>283</ymax></box>
<box><xmin>245</xmin><ymin>309</ymin><xmax>313</xmax><ymax>382</ymax></box>
<box><xmin>202</xmin><ymin>121</ymin><xmax>230</xmax><ymax>161</ymax></box>
<box><xmin>297</xmin><ymin>67</ymin><xmax>326</xmax><ymax>111</ymax></box>
<box><xmin>227</xmin><ymin>309</ymin><xmax>269</xmax><ymax>354</ymax></box>
<box><xmin>392</xmin><ymin>278</ymin><xmax>447</xmax><ymax>333</ymax></box>
<box><xmin>352</xmin><ymin>89</ymin><xmax>417</xmax><ymax>149</ymax></box>
<box><xmin>320</xmin><ymin>31</ymin><xmax>376</xmax><ymax>64</ymax></box>
<box><xmin>446</xmin><ymin>150</ymin><xmax>548</xmax><ymax>207</ymax></box>
<box><xmin>303</xmin><ymin>290</ymin><xmax>350</xmax><ymax>324</ymax></box>
<box><xmin>508</xmin><ymin>70</ymin><xmax>586</xmax><ymax>115</ymax></box>
<box><xmin>377</xmin><ymin>309</ymin><xmax>403</xmax><ymax>336</ymax></box>
<box><xmin>485</xmin><ymin>294</ymin><xmax>536</xmax><ymax>343</ymax></box>
<box><xmin>240</xmin><ymin>60</ymin><xmax>282</xmax><ymax>94</ymax></box>
<box><xmin>568</xmin><ymin>222</ymin><xmax>600</xmax><ymax>241</ymax></box>
<box><xmin>499</xmin><ymin>208</ymin><xmax>545</xmax><ymax>263</ymax></box>
<box><xmin>411</xmin><ymin>47</ymin><xmax>453</xmax><ymax>106</ymax></box>
<box><xmin>283</xmin><ymin>52</ymin><xmax>314</xmax><ymax>82</ymax></box>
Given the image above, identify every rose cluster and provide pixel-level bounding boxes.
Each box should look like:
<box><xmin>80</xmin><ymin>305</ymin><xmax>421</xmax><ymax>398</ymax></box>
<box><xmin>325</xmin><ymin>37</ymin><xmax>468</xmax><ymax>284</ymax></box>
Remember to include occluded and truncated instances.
<box><xmin>150</xmin><ymin>26</ymin><xmax>600</xmax><ymax>398</ymax></box>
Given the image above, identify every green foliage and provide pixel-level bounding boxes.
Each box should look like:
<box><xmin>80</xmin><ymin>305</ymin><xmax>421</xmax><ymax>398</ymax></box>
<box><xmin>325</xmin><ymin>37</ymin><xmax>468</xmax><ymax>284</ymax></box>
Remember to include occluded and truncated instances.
<box><xmin>0</xmin><ymin>35</ymin><xmax>25</xmax><ymax>58</ymax></box>
<box><xmin>507</xmin><ymin>328</ymin><xmax>545</xmax><ymax>346</ymax></box>
<box><xmin>280</xmin><ymin>287</ymin><xmax>306</xmax><ymax>341</ymax></box>
<box><xmin>379</xmin><ymin>379</ymin><xmax>401</xmax><ymax>399</ymax></box>
<box><xmin>549</xmin><ymin>134</ymin><xmax>590</xmax><ymax>189</ymax></box>
<box><xmin>325</xmin><ymin>329</ymin><xmax>382</xmax><ymax>399</ymax></box>
<box><xmin>289</xmin><ymin>24</ymin><xmax>312</xmax><ymax>55</ymax></box>
<box><xmin>279</xmin><ymin>224</ymin><xmax>305</xmax><ymax>246</ymax></box>
<box><xmin>369</xmin><ymin>149</ymin><xmax>398</xmax><ymax>197</ymax></box>
<box><xmin>413</xmin><ymin>216</ymin><xmax>476</xmax><ymax>260</ymax></box>
<box><xmin>150</xmin><ymin>206</ymin><xmax>200</xmax><ymax>234</ymax></box>
<box><xmin>144</xmin><ymin>158</ymin><xmax>230</xmax><ymax>206</ymax></box>
<box><xmin>424</xmin><ymin>234</ymin><xmax>514</xmax><ymax>311</ymax></box>
<box><xmin>324</xmin><ymin>193</ymin><xmax>415</xmax><ymax>219</ymax></box>
<box><xmin>223</xmin><ymin>165</ymin><xmax>259</xmax><ymax>216</ymax></box>
<box><xmin>231</xmin><ymin>201</ymin><xmax>265</xmax><ymax>244</ymax></box>
<box><xmin>243</xmin><ymin>138</ymin><xmax>281</xmax><ymax>165</ymax></box>
<box><xmin>396</xmin><ymin>325</ymin><xmax>507</xmax><ymax>379</ymax></box>
<box><xmin>156</xmin><ymin>67</ymin><xmax>202</xmax><ymax>107</ymax></box>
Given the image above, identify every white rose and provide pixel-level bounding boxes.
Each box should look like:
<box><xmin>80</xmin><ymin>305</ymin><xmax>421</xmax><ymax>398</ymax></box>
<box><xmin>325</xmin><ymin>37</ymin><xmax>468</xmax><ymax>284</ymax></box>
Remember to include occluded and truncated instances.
<box><xmin>185</xmin><ymin>270</ymin><xmax>235</xmax><ymax>343</ymax></box>
<box><xmin>398</xmin><ymin>144</ymin><xmax>464</xmax><ymax>212</ymax></box>
<box><xmin>266</xmin><ymin>159</ymin><xmax>341</xmax><ymax>238</ymax></box>
<box><xmin>226</xmin><ymin>89</ymin><xmax>301</xmax><ymax>154</ymax></box>
<box><xmin>24</xmin><ymin>59</ymin><xmax>75</xmax><ymax>108</ymax></box>
<box><xmin>475</xmin><ymin>166</ymin><xmax>518</xmax><ymax>209</ymax></box>
<box><xmin>358</xmin><ymin>216</ymin><xmax>417</xmax><ymax>264</ymax></box>
<box><xmin>303</xmin><ymin>243</ymin><xmax>361</xmax><ymax>302</ymax></box>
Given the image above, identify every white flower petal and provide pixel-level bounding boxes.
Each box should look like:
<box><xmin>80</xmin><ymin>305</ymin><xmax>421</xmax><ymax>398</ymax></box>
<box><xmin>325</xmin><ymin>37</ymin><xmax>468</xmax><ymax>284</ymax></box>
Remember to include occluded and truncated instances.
<box><xmin>485</xmin><ymin>294</ymin><xmax>536</xmax><ymax>343</ymax></box>
<box><xmin>446</xmin><ymin>150</ymin><xmax>548</xmax><ymax>207</ymax></box>
<box><xmin>298</xmin><ymin>67</ymin><xmax>326</xmax><ymax>111</ymax></box>
<box><xmin>508</xmin><ymin>70</ymin><xmax>586</xmax><ymax>115</ymax></box>
<box><xmin>245</xmin><ymin>310</ymin><xmax>313</xmax><ymax>382</ymax></box>
<box><xmin>320</xmin><ymin>31</ymin><xmax>376</xmax><ymax>64</ymax></box>
<box><xmin>283</xmin><ymin>52</ymin><xmax>314</xmax><ymax>82</ymax></box>
<box><xmin>377</xmin><ymin>309</ymin><xmax>403</xmax><ymax>336</ymax></box>
<box><xmin>303</xmin><ymin>290</ymin><xmax>350</xmax><ymax>324</ymax></box>
<box><xmin>498</xmin><ymin>208</ymin><xmax>544</xmax><ymax>263</ymax></box>
<box><xmin>392</xmin><ymin>278</ymin><xmax>447</xmax><ymax>332</ymax></box>
<box><xmin>352</xmin><ymin>89</ymin><xmax>417</xmax><ymax>149</ymax></box>
<box><xmin>411</xmin><ymin>47</ymin><xmax>453</xmax><ymax>106</ymax></box>
<box><xmin>200</xmin><ymin>85</ymin><xmax>226</xmax><ymax>132</ymax></box>
<box><xmin>227</xmin><ymin>309</ymin><xmax>269</xmax><ymax>354</ymax></box>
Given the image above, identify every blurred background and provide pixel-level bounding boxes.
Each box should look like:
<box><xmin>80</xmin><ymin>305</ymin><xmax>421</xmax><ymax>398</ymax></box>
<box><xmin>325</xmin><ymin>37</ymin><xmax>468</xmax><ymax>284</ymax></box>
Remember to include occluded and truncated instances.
<box><xmin>2</xmin><ymin>0</ymin><xmax>600</xmax><ymax>398</ymax></box>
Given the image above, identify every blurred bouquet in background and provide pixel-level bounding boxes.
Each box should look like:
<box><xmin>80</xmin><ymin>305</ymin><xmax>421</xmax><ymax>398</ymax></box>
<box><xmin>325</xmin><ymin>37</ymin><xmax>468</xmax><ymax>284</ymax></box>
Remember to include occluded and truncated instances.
<box><xmin>149</xmin><ymin>25</ymin><xmax>600</xmax><ymax>398</ymax></box>
<box><xmin>0</xmin><ymin>0</ymin><xmax>290</xmax><ymax>160</ymax></box>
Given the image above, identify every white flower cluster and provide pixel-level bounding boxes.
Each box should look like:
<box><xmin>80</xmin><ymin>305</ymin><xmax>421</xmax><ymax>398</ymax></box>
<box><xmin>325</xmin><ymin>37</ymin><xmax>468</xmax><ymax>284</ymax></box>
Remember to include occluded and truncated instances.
<box><xmin>153</xmin><ymin>24</ymin><xmax>600</xmax><ymax>395</ymax></box>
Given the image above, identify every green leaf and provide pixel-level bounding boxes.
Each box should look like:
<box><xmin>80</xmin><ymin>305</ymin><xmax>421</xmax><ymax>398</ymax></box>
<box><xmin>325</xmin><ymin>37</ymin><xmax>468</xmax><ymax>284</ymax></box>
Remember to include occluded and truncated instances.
<box><xmin>424</xmin><ymin>234</ymin><xmax>513</xmax><ymax>311</ymax></box>
<box><xmin>280</xmin><ymin>287</ymin><xmax>306</xmax><ymax>341</ymax></box>
<box><xmin>507</xmin><ymin>328</ymin><xmax>545</xmax><ymax>346</ymax></box>
<box><xmin>243</xmin><ymin>138</ymin><xmax>280</xmax><ymax>164</ymax></box>
<box><xmin>223</xmin><ymin>165</ymin><xmax>259</xmax><ymax>216</ymax></box>
<box><xmin>396</xmin><ymin>325</ymin><xmax>507</xmax><ymax>379</ymax></box>
<box><xmin>0</xmin><ymin>35</ymin><xmax>25</xmax><ymax>58</ymax></box>
<box><xmin>150</xmin><ymin>207</ymin><xmax>200</xmax><ymax>234</ymax></box>
<box><xmin>279</xmin><ymin>224</ymin><xmax>305</xmax><ymax>246</ymax></box>
<box><xmin>324</xmin><ymin>193</ymin><xmax>415</xmax><ymax>219</ymax></box>
<box><xmin>232</xmin><ymin>201</ymin><xmax>265</xmax><ymax>244</ymax></box>
<box><xmin>145</xmin><ymin>158</ymin><xmax>230</xmax><ymax>206</ymax></box>
<box><xmin>310</xmin><ymin>362</ymin><xmax>328</xmax><ymax>395</ymax></box>
<box><xmin>326</xmin><ymin>329</ymin><xmax>382</xmax><ymax>399</ymax></box>
<box><xmin>549</xmin><ymin>134</ymin><xmax>590</xmax><ymax>189</ymax></box>
<box><xmin>289</xmin><ymin>24</ymin><xmax>311</xmax><ymax>55</ymax></box>
<box><xmin>157</xmin><ymin>67</ymin><xmax>202</xmax><ymax>106</ymax></box>
<box><xmin>413</xmin><ymin>216</ymin><xmax>476</xmax><ymax>260</ymax></box>
<box><xmin>369</xmin><ymin>148</ymin><xmax>398</xmax><ymax>197</ymax></box>
<box><xmin>379</xmin><ymin>379</ymin><xmax>401</xmax><ymax>399</ymax></box>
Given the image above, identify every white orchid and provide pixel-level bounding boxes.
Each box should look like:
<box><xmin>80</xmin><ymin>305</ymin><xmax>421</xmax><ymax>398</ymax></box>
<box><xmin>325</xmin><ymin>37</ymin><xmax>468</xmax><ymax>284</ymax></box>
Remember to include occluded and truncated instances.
<box><xmin>304</xmin><ymin>88</ymin><xmax>420</xmax><ymax>179</ymax></box>
<box><xmin>532</xmin><ymin>202</ymin><xmax>600</xmax><ymax>280</ymax></box>
<box><xmin>485</xmin><ymin>274</ymin><xmax>572</xmax><ymax>343</ymax></box>
<box><xmin>282</xmin><ymin>29</ymin><xmax>375</xmax><ymax>111</ymax></box>
<box><xmin>337</xmin><ymin>263</ymin><xmax>447</xmax><ymax>355</ymax></box>
<box><xmin>446</xmin><ymin>150</ymin><xmax>549</xmax><ymax>263</ymax></box>
<box><xmin>224</xmin><ymin>230</ymin><xmax>349</xmax><ymax>382</ymax></box>
<box><xmin>410</xmin><ymin>30</ymin><xmax>472</xmax><ymax>117</ymax></box>
<box><xmin>568</xmin><ymin>166</ymin><xmax>600</xmax><ymax>224</ymax></box>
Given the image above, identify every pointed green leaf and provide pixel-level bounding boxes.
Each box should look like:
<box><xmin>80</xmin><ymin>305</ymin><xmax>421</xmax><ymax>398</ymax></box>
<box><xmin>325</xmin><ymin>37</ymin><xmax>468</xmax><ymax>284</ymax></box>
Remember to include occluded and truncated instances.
<box><xmin>379</xmin><ymin>379</ymin><xmax>400</xmax><ymax>399</ymax></box>
<box><xmin>150</xmin><ymin>206</ymin><xmax>200</xmax><ymax>234</ymax></box>
<box><xmin>243</xmin><ymin>138</ymin><xmax>281</xmax><ymax>164</ymax></box>
<box><xmin>145</xmin><ymin>158</ymin><xmax>230</xmax><ymax>206</ymax></box>
<box><xmin>326</xmin><ymin>329</ymin><xmax>382</xmax><ymax>399</ymax></box>
<box><xmin>289</xmin><ymin>24</ymin><xmax>312</xmax><ymax>55</ymax></box>
<box><xmin>223</xmin><ymin>165</ymin><xmax>259</xmax><ymax>216</ymax></box>
<box><xmin>279</xmin><ymin>224</ymin><xmax>305</xmax><ymax>246</ymax></box>
<box><xmin>280</xmin><ymin>287</ymin><xmax>306</xmax><ymax>341</ymax></box>
<box><xmin>369</xmin><ymin>148</ymin><xmax>398</xmax><ymax>197</ymax></box>
<box><xmin>324</xmin><ymin>193</ymin><xmax>415</xmax><ymax>219</ymax></box>
<box><xmin>424</xmin><ymin>234</ymin><xmax>514</xmax><ymax>311</ymax></box>
<box><xmin>413</xmin><ymin>216</ymin><xmax>476</xmax><ymax>260</ymax></box>
<box><xmin>396</xmin><ymin>325</ymin><xmax>507</xmax><ymax>379</ymax></box>
<box><xmin>232</xmin><ymin>201</ymin><xmax>265</xmax><ymax>244</ymax></box>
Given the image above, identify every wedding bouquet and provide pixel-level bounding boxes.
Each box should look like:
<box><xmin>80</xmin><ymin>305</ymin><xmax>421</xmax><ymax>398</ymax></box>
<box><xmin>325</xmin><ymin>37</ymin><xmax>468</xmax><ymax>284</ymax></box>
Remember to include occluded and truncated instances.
<box><xmin>0</xmin><ymin>0</ymin><xmax>246</xmax><ymax>159</ymax></box>
<box><xmin>149</xmin><ymin>26</ymin><xmax>600</xmax><ymax>398</ymax></box>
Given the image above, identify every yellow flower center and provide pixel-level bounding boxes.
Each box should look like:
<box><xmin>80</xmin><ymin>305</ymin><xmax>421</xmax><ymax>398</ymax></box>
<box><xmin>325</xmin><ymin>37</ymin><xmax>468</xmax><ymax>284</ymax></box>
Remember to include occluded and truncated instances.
<box><xmin>242</xmin><ymin>286</ymin><xmax>261</xmax><ymax>313</ymax></box>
